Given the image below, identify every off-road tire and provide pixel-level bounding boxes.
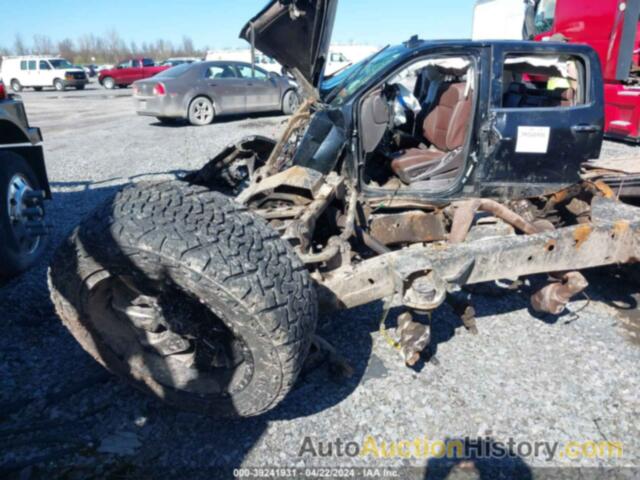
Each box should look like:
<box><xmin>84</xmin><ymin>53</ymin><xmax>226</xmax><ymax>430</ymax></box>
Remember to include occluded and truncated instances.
<box><xmin>10</xmin><ymin>79</ymin><xmax>22</xmax><ymax>92</ymax></box>
<box><xmin>0</xmin><ymin>151</ymin><xmax>47</xmax><ymax>278</ymax></box>
<box><xmin>48</xmin><ymin>180</ymin><xmax>317</xmax><ymax>417</ymax></box>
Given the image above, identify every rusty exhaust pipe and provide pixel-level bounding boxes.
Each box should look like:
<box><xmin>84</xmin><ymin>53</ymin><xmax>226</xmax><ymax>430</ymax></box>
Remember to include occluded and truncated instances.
<box><xmin>450</xmin><ymin>199</ymin><xmax>539</xmax><ymax>244</ymax></box>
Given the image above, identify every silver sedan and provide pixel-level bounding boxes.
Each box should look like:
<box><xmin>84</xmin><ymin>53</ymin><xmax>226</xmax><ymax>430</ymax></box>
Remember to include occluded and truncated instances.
<box><xmin>133</xmin><ymin>61</ymin><xmax>301</xmax><ymax>126</ymax></box>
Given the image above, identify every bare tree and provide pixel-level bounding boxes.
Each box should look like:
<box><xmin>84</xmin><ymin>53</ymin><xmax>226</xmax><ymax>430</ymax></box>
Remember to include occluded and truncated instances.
<box><xmin>3</xmin><ymin>30</ymin><xmax>206</xmax><ymax>63</ymax></box>
<box><xmin>181</xmin><ymin>36</ymin><xmax>195</xmax><ymax>56</ymax></box>
<box><xmin>13</xmin><ymin>34</ymin><xmax>28</xmax><ymax>55</ymax></box>
<box><xmin>32</xmin><ymin>35</ymin><xmax>55</xmax><ymax>54</ymax></box>
<box><xmin>105</xmin><ymin>29</ymin><xmax>129</xmax><ymax>62</ymax></box>
<box><xmin>57</xmin><ymin>38</ymin><xmax>75</xmax><ymax>61</ymax></box>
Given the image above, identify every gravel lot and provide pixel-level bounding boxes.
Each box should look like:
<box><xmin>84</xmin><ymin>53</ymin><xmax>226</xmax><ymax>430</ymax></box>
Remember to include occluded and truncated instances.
<box><xmin>1</xmin><ymin>84</ymin><xmax>639</xmax><ymax>479</ymax></box>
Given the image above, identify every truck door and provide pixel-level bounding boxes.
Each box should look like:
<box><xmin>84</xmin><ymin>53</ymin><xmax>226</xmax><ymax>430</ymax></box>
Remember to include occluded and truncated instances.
<box><xmin>478</xmin><ymin>43</ymin><xmax>604</xmax><ymax>194</ymax></box>
<box><xmin>141</xmin><ymin>58</ymin><xmax>155</xmax><ymax>81</ymax></box>
<box><xmin>131</xmin><ymin>59</ymin><xmax>144</xmax><ymax>82</ymax></box>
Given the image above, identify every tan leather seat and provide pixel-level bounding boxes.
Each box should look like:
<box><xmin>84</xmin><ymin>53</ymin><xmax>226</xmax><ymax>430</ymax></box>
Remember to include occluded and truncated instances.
<box><xmin>391</xmin><ymin>83</ymin><xmax>472</xmax><ymax>184</ymax></box>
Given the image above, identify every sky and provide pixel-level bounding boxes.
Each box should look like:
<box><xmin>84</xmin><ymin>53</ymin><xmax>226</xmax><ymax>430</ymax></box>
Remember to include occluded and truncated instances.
<box><xmin>0</xmin><ymin>0</ymin><xmax>478</xmax><ymax>51</ymax></box>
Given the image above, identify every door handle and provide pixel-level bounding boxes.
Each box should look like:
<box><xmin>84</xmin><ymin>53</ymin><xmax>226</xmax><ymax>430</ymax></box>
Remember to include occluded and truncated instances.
<box><xmin>208</xmin><ymin>83</ymin><xmax>218</xmax><ymax>87</ymax></box>
<box><xmin>572</xmin><ymin>124</ymin><xmax>599</xmax><ymax>134</ymax></box>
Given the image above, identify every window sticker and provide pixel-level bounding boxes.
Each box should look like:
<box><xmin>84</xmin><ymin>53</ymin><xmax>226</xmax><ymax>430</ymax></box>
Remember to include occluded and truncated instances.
<box><xmin>516</xmin><ymin>126</ymin><xmax>550</xmax><ymax>153</ymax></box>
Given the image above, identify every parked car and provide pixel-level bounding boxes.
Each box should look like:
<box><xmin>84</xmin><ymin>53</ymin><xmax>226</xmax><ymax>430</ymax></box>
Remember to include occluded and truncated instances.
<box><xmin>132</xmin><ymin>61</ymin><xmax>300</xmax><ymax>125</ymax></box>
<box><xmin>1</xmin><ymin>56</ymin><xmax>88</xmax><ymax>92</ymax></box>
<box><xmin>0</xmin><ymin>79</ymin><xmax>50</xmax><ymax>279</ymax></box>
<box><xmin>98</xmin><ymin>58</ymin><xmax>168</xmax><ymax>89</ymax></box>
<box><xmin>96</xmin><ymin>64</ymin><xmax>114</xmax><ymax>73</ymax></box>
<box><xmin>50</xmin><ymin>0</ymin><xmax>621</xmax><ymax>420</ymax></box>
<box><xmin>83</xmin><ymin>64</ymin><xmax>98</xmax><ymax>78</ymax></box>
<box><xmin>160</xmin><ymin>57</ymin><xmax>201</xmax><ymax>67</ymax></box>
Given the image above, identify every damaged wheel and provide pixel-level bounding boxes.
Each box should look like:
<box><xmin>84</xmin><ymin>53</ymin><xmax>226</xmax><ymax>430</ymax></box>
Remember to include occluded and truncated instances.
<box><xmin>48</xmin><ymin>180</ymin><xmax>317</xmax><ymax>417</ymax></box>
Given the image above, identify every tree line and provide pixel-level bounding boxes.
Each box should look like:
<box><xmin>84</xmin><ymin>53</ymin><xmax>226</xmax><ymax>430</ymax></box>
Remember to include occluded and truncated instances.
<box><xmin>0</xmin><ymin>32</ymin><xmax>209</xmax><ymax>65</ymax></box>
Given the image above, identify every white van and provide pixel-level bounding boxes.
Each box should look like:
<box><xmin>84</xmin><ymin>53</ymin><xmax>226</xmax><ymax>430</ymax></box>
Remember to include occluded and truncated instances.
<box><xmin>0</xmin><ymin>56</ymin><xmax>88</xmax><ymax>92</ymax></box>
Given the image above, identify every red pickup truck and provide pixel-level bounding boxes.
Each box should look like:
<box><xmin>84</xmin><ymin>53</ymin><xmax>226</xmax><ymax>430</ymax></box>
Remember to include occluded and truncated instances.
<box><xmin>98</xmin><ymin>58</ymin><xmax>168</xmax><ymax>89</ymax></box>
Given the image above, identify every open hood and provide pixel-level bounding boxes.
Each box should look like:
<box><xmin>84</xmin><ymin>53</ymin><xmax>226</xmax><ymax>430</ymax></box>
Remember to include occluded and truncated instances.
<box><xmin>240</xmin><ymin>0</ymin><xmax>338</xmax><ymax>87</ymax></box>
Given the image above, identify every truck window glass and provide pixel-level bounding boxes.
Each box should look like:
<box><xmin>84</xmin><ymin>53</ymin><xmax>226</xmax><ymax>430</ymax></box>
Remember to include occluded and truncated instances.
<box><xmin>142</xmin><ymin>59</ymin><xmax>154</xmax><ymax>67</ymax></box>
<box><xmin>39</xmin><ymin>61</ymin><xmax>51</xmax><ymax>70</ymax></box>
<box><xmin>535</xmin><ymin>0</ymin><xmax>556</xmax><ymax>34</ymax></box>
<box><xmin>502</xmin><ymin>54</ymin><xmax>585</xmax><ymax>109</ymax></box>
<box><xmin>28</xmin><ymin>61</ymin><xmax>36</xmax><ymax>71</ymax></box>
<box><xmin>20</xmin><ymin>61</ymin><xmax>27</xmax><ymax>70</ymax></box>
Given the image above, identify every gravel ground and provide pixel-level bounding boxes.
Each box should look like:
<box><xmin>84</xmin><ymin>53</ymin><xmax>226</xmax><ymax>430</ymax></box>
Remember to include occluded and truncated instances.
<box><xmin>1</xmin><ymin>85</ymin><xmax>639</xmax><ymax>479</ymax></box>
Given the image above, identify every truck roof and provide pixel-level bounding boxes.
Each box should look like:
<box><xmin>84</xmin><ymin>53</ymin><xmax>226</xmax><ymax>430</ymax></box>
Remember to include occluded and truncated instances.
<box><xmin>409</xmin><ymin>38</ymin><xmax>593</xmax><ymax>51</ymax></box>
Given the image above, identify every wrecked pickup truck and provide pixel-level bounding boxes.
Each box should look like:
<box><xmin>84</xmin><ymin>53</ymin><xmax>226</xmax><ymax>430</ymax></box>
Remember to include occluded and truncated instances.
<box><xmin>49</xmin><ymin>0</ymin><xmax>633</xmax><ymax>418</ymax></box>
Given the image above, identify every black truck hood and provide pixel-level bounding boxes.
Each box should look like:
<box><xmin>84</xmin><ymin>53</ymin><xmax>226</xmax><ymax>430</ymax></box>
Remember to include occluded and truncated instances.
<box><xmin>240</xmin><ymin>0</ymin><xmax>338</xmax><ymax>87</ymax></box>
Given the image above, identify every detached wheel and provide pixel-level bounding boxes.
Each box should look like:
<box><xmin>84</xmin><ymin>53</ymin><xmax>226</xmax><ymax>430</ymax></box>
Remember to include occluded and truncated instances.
<box><xmin>53</xmin><ymin>79</ymin><xmax>65</xmax><ymax>91</ymax></box>
<box><xmin>48</xmin><ymin>181</ymin><xmax>317</xmax><ymax>417</ymax></box>
<box><xmin>102</xmin><ymin>77</ymin><xmax>115</xmax><ymax>90</ymax></box>
<box><xmin>282</xmin><ymin>90</ymin><xmax>301</xmax><ymax>115</ymax></box>
<box><xmin>10</xmin><ymin>79</ymin><xmax>22</xmax><ymax>92</ymax></box>
<box><xmin>0</xmin><ymin>152</ymin><xmax>48</xmax><ymax>278</ymax></box>
<box><xmin>188</xmin><ymin>96</ymin><xmax>215</xmax><ymax>126</ymax></box>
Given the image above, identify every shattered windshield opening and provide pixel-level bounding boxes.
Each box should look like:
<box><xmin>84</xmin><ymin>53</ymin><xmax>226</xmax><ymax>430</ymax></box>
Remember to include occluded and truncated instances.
<box><xmin>320</xmin><ymin>44</ymin><xmax>409</xmax><ymax>106</ymax></box>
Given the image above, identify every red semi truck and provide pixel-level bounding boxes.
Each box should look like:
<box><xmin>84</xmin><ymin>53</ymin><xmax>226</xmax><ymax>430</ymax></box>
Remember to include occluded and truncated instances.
<box><xmin>474</xmin><ymin>0</ymin><xmax>640</xmax><ymax>142</ymax></box>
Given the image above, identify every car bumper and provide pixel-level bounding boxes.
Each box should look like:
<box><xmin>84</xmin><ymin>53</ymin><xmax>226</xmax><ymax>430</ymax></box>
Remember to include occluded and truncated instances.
<box><xmin>134</xmin><ymin>96</ymin><xmax>185</xmax><ymax>118</ymax></box>
<box><xmin>63</xmin><ymin>78</ymin><xmax>89</xmax><ymax>87</ymax></box>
